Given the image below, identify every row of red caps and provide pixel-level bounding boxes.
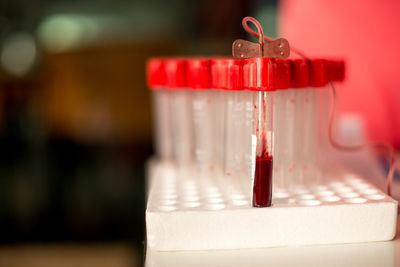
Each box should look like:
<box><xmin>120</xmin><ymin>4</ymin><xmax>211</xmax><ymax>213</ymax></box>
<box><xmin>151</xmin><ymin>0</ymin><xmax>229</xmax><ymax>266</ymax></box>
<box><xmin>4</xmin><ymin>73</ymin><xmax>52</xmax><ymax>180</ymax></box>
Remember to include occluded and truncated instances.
<box><xmin>147</xmin><ymin>57</ymin><xmax>345</xmax><ymax>91</ymax></box>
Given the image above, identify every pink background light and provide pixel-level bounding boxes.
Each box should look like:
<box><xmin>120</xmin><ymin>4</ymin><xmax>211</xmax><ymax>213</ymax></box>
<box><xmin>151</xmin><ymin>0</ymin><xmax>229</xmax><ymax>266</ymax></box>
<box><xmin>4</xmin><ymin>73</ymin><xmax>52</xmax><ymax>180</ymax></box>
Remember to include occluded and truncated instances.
<box><xmin>279</xmin><ymin>0</ymin><xmax>400</xmax><ymax>148</ymax></box>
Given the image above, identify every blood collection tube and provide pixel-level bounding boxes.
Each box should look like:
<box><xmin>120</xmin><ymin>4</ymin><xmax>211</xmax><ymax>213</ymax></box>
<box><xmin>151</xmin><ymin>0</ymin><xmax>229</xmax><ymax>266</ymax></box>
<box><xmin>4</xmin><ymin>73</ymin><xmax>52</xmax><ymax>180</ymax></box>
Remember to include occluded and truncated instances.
<box><xmin>222</xmin><ymin>59</ymin><xmax>247</xmax><ymax>193</ymax></box>
<box><xmin>146</xmin><ymin>58</ymin><xmax>172</xmax><ymax>162</ymax></box>
<box><xmin>270</xmin><ymin>60</ymin><xmax>291</xmax><ymax>191</ymax></box>
<box><xmin>276</xmin><ymin>65</ymin><xmax>297</xmax><ymax>190</ymax></box>
<box><xmin>164</xmin><ymin>58</ymin><xmax>192</xmax><ymax>168</ymax></box>
<box><xmin>210</xmin><ymin>59</ymin><xmax>227</xmax><ymax>176</ymax></box>
<box><xmin>291</xmin><ymin>59</ymin><xmax>314</xmax><ymax>187</ymax></box>
<box><xmin>310</xmin><ymin>59</ymin><xmax>329</xmax><ymax>179</ymax></box>
<box><xmin>244</xmin><ymin>57</ymin><xmax>277</xmax><ymax>207</ymax></box>
<box><xmin>187</xmin><ymin>59</ymin><xmax>213</xmax><ymax>175</ymax></box>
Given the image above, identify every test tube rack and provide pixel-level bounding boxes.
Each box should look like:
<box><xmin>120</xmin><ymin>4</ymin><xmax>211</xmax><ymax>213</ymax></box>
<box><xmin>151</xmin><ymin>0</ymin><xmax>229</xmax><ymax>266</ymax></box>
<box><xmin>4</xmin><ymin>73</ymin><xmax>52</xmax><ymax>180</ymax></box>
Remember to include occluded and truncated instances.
<box><xmin>146</xmin><ymin>160</ymin><xmax>397</xmax><ymax>251</ymax></box>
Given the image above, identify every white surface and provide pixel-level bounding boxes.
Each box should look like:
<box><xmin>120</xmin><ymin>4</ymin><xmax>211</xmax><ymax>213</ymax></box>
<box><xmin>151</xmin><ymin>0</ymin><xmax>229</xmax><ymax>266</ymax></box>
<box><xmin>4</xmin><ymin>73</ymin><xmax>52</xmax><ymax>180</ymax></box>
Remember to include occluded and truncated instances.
<box><xmin>146</xmin><ymin>161</ymin><xmax>397</xmax><ymax>251</ymax></box>
<box><xmin>146</xmin><ymin>240</ymin><xmax>396</xmax><ymax>267</ymax></box>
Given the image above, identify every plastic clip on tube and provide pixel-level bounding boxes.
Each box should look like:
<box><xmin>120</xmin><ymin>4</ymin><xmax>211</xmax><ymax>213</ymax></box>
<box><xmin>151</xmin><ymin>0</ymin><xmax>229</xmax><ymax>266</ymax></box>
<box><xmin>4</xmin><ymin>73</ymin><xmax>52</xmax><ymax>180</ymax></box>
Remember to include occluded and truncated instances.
<box><xmin>244</xmin><ymin>57</ymin><xmax>277</xmax><ymax>207</ymax></box>
<box><xmin>147</xmin><ymin>58</ymin><xmax>173</xmax><ymax>162</ymax></box>
<box><xmin>187</xmin><ymin>59</ymin><xmax>214</xmax><ymax>176</ymax></box>
<box><xmin>164</xmin><ymin>58</ymin><xmax>193</xmax><ymax>169</ymax></box>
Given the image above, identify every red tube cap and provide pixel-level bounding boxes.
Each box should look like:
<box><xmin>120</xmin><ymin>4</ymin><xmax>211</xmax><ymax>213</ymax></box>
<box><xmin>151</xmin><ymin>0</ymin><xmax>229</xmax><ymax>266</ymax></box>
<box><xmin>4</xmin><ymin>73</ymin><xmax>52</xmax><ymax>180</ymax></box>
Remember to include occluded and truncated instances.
<box><xmin>187</xmin><ymin>59</ymin><xmax>211</xmax><ymax>89</ymax></box>
<box><xmin>211</xmin><ymin>58</ymin><xmax>226</xmax><ymax>89</ymax></box>
<box><xmin>327</xmin><ymin>60</ymin><xmax>345</xmax><ymax>82</ymax></box>
<box><xmin>165</xmin><ymin>58</ymin><xmax>187</xmax><ymax>89</ymax></box>
<box><xmin>244</xmin><ymin>57</ymin><xmax>276</xmax><ymax>91</ymax></box>
<box><xmin>290</xmin><ymin>59</ymin><xmax>309</xmax><ymax>88</ymax></box>
<box><xmin>310</xmin><ymin>59</ymin><xmax>328</xmax><ymax>87</ymax></box>
<box><xmin>146</xmin><ymin>58</ymin><xmax>166</xmax><ymax>89</ymax></box>
<box><xmin>275</xmin><ymin>59</ymin><xmax>291</xmax><ymax>90</ymax></box>
<box><xmin>244</xmin><ymin>57</ymin><xmax>287</xmax><ymax>91</ymax></box>
<box><xmin>225</xmin><ymin>59</ymin><xmax>244</xmax><ymax>90</ymax></box>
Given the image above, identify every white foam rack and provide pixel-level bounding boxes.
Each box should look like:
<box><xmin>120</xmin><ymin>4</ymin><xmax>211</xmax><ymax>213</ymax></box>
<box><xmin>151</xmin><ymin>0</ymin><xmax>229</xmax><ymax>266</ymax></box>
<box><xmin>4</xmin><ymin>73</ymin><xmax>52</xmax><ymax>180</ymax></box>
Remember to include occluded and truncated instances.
<box><xmin>146</xmin><ymin>160</ymin><xmax>397</xmax><ymax>251</ymax></box>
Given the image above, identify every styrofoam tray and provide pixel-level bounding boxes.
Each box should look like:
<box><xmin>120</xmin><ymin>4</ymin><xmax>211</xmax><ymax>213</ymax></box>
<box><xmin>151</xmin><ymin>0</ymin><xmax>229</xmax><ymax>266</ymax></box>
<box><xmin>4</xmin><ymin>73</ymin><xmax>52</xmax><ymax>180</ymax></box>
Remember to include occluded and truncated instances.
<box><xmin>146</xmin><ymin>161</ymin><xmax>397</xmax><ymax>251</ymax></box>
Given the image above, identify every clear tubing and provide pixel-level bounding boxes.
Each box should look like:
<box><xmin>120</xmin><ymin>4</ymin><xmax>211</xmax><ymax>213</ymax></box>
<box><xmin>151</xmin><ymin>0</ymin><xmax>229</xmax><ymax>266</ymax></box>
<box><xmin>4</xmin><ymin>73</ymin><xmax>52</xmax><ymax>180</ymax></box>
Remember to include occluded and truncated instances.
<box><xmin>224</xmin><ymin>90</ymin><xmax>246</xmax><ymax>194</ymax></box>
<box><xmin>192</xmin><ymin>89</ymin><xmax>214</xmax><ymax>175</ymax></box>
<box><xmin>169</xmin><ymin>89</ymin><xmax>192</xmax><ymax>168</ymax></box>
<box><xmin>252</xmin><ymin>91</ymin><xmax>274</xmax><ymax>207</ymax></box>
<box><xmin>152</xmin><ymin>89</ymin><xmax>172</xmax><ymax>161</ymax></box>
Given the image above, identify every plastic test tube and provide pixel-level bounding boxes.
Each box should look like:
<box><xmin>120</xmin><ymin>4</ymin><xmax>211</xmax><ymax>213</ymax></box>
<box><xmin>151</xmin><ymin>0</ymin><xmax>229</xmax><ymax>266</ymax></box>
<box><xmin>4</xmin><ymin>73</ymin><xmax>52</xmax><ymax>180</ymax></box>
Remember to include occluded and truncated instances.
<box><xmin>164</xmin><ymin>58</ymin><xmax>193</xmax><ymax>169</ymax></box>
<box><xmin>187</xmin><ymin>59</ymin><xmax>214</xmax><ymax>176</ymax></box>
<box><xmin>147</xmin><ymin>58</ymin><xmax>172</xmax><ymax>162</ymax></box>
<box><xmin>210</xmin><ymin>59</ymin><xmax>227</xmax><ymax>177</ymax></box>
<box><xmin>272</xmin><ymin>88</ymin><xmax>283</xmax><ymax>189</ymax></box>
<box><xmin>222</xmin><ymin>59</ymin><xmax>248</xmax><ymax>194</ymax></box>
<box><xmin>244</xmin><ymin>57</ymin><xmax>277</xmax><ymax>207</ymax></box>
<box><xmin>310</xmin><ymin>59</ymin><xmax>330</xmax><ymax>181</ymax></box>
<box><xmin>291</xmin><ymin>59</ymin><xmax>313</xmax><ymax>187</ymax></box>
<box><xmin>319</xmin><ymin>59</ymin><xmax>345</xmax><ymax>178</ymax></box>
<box><xmin>276</xmin><ymin>67</ymin><xmax>298</xmax><ymax>191</ymax></box>
<box><xmin>271</xmin><ymin>59</ymin><xmax>292</xmax><ymax>190</ymax></box>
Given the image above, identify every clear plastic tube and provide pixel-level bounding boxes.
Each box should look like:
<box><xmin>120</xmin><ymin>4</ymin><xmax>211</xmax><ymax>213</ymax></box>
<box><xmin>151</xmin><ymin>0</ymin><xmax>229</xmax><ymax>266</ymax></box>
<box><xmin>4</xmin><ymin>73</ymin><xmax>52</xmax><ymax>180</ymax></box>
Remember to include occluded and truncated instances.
<box><xmin>301</xmin><ymin>87</ymin><xmax>320</xmax><ymax>185</ymax></box>
<box><xmin>212</xmin><ymin>89</ymin><xmax>225</xmax><ymax>176</ymax></box>
<box><xmin>272</xmin><ymin>90</ymin><xmax>284</xmax><ymax>189</ymax></box>
<box><xmin>152</xmin><ymin>90</ymin><xmax>172</xmax><ymax>161</ymax></box>
<box><xmin>169</xmin><ymin>89</ymin><xmax>192</xmax><ymax>168</ymax></box>
<box><xmin>192</xmin><ymin>89</ymin><xmax>214</xmax><ymax>175</ymax></box>
<box><xmin>243</xmin><ymin>90</ymin><xmax>254</xmax><ymax>187</ymax></box>
<box><xmin>252</xmin><ymin>91</ymin><xmax>274</xmax><ymax>207</ymax></box>
<box><xmin>224</xmin><ymin>90</ymin><xmax>246</xmax><ymax>194</ymax></box>
<box><xmin>317</xmin><ymin>85</ymin><xmax>332</xmax><ymax>176</ymax></box>
<box><xmin>293</xmin><ymin>88</ymin><xmax>305</xmax><ymax>187</ymax></box>
<box><xmin>281</xmin><ymin>89</ymin><xmax>296</xmax><ymax>190</ymax></box>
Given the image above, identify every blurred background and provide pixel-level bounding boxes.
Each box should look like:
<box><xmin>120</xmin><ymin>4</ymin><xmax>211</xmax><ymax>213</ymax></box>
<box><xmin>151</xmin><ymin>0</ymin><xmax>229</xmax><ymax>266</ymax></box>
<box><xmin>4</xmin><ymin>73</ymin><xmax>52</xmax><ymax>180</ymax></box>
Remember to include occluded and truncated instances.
<box><xmin>0</xmin><ymin>0</ymin><xmax>399</xmax><ymax>266</ymax></box>
<box><xmin>0</xmin><ymin>0</ymin><xmax>275</xmax><ymax>266</ymax></box>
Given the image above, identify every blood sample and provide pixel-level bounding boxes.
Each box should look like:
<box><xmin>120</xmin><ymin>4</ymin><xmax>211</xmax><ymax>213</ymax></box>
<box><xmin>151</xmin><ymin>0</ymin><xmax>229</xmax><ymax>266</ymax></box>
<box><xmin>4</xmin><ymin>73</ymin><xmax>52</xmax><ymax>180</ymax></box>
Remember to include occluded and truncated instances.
<box><xmin>253</xmin><ymin>154</ymin><xmax>274</xmax><ymax>206</ymax></box>
<box><xmin>253</xmin><ymin>90</ymin><xmax>274</xmax><ymax>207</ymax></box>
<box><xmin>146</xmin><ymin>58</ymin><xmax>172</xmax><ymax>162</ymax></box>
<box><xmin>244</xmin><ymin>57</ymin><xmax>277</xmax><ymax>207</ymax></box>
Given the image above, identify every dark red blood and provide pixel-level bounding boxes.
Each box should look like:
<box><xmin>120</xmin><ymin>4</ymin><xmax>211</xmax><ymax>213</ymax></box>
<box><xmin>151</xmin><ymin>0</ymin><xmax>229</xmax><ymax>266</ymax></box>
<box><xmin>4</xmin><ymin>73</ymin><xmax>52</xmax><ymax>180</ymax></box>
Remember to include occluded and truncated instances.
<box><xmin>253</xmin><ymin>155</ymin><xmax>273</xmax><ymax>207</ymax></box>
